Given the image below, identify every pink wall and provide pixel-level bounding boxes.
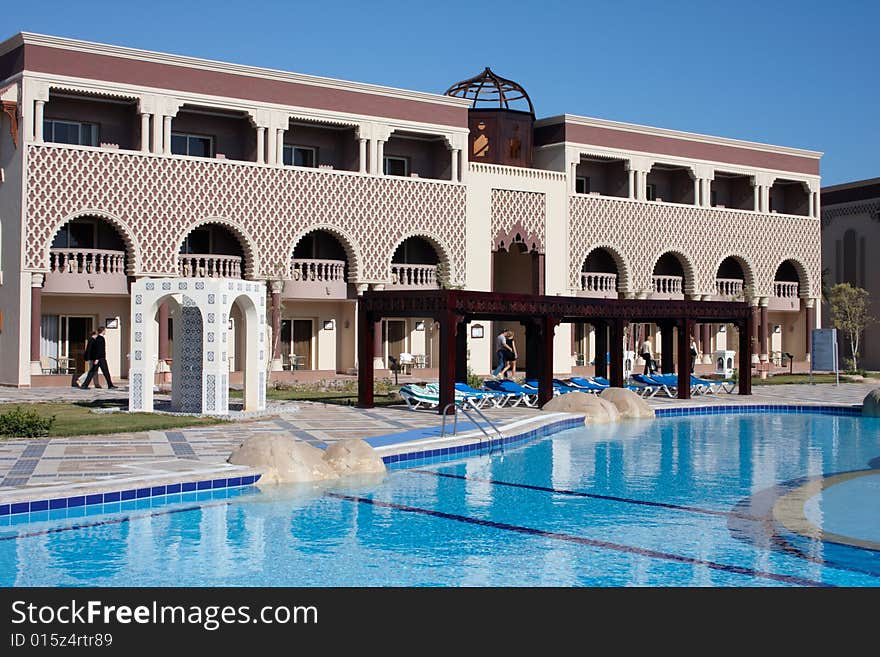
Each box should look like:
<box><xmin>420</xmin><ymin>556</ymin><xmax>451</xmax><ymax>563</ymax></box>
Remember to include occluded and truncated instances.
<box><xmin>541</xmin><ymin>121</ymin><xmax>819</xmax><ymax>175</ymax></box>
<box><xmin>25</xmin><ymin>44</ymin><xmax>468</xmax><ymax>127</ymax></box>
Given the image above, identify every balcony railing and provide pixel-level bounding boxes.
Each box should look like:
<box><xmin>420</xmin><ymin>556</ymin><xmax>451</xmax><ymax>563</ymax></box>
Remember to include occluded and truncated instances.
<box><xmin>285</xmin><ymin>258</ymin><xmax>347</xmax><ymax>299</ymax></box>
<box><xmin>389</xmin><ymin>263</ymin><xmax>438</xmax><ymax>289</ymax></box>
<box><xmin>715</xmin><ymin>278</ymin><xmax>744</xmax><ymax>299</ymax></box>
<box><xmin>50</xmin><ymin>248</ymin><xmax>125</xmax><ymax>275</ymax></box>
<box><xmin>773</xmin><ymin>281</ymin><xmax>799</xmax><ymax>298</ymax></box>
<box><xmin>177</xmin><ymin>254</ymin><xmax>243</xmax><ymax>278</ymax></box>
<box><xmin>44</xmin><ymin>248</ymin><xmax>128</xmax><ymax>294</ymax></box>
<box><xmin>579</xmin><ymin>272</ymin><xmax>618</xmax><ymax>298</ymax></box>
<box><xmin>651</xmin><ymin>275</ymin><xmax>683</xmax><ymax>296</ymax></box>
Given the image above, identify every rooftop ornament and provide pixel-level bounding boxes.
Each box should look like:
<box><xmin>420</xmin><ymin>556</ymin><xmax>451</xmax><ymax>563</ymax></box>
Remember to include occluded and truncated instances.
<box><xmin>445</xmin><ymin>67</ymin><xmax>535</xmax><ymax>115</ymax></box>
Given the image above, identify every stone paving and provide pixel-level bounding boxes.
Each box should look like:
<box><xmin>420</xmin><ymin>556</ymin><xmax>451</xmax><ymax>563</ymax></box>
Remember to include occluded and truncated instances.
<box><xmin>0</xmin><ymin>381</ymin><xmax>875</xmax><ymax>504</ymax></box>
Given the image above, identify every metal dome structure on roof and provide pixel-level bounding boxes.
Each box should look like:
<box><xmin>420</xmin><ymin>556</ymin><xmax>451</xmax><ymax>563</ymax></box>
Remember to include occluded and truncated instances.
<box><xmin>445</xmin><ymin>67</ymin><xmax>534</xmax><ymax>115</ymax></box>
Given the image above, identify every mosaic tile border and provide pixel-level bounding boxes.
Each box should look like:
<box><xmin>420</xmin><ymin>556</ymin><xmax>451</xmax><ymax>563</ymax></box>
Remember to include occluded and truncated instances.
<box><xmin>0</xmin><ymin>475</ymin><xmax>261</xmax><ymax>517</ymax></box>
<box><xmin>383</xmin><ymin>417</ymin><xmax>584</xmax><ymax>470</ymax></box>
<box><xmin>654</xmin><ymin>404</ymin><xmax>863</xmax><ymax>418</ymax></box>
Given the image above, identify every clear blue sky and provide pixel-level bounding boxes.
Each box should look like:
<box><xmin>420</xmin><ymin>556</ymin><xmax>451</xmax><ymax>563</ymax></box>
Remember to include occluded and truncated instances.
<box><xmin>6</xmin><ymin>0</ymin><xmax>878</xmax><ymax>185</ymax></box>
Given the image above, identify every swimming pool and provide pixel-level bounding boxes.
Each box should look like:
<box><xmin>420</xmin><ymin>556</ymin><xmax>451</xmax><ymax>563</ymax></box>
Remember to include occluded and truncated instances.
<box><xmin>1</xmin><ymin>411</ymin><xmax>878</xmax><ymax>586</ymax></box>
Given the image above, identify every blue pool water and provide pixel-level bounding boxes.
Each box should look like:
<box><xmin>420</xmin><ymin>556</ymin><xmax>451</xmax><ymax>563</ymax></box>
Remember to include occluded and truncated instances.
<box><xmin>1</xmin><ymin>412</ymin><xmax>878</xmax><ymax>586</ymax></box>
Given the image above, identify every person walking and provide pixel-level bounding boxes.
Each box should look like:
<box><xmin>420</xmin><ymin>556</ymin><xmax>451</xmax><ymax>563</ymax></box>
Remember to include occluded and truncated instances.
<box><xmin>504</xmin><ymin>332</ymin><xmax>519</xmax><ymax>379</ymax></box>
<box><xmin>639</xmin><ymin>335</ymin><xmax>655</xmax><ymax>375</ymax></box>
<box><xmin>75</xmin><ymin>330</ymin><xmax>98</xmax><ymax>387</ymax></box>
<box><xmin>492</xmin><ymin>328</ymin><xmax>514</xmax><ymax>377</ymax></box>
<box><xmin>81</xmin><ymin>326</ymin><xmax>116</xmax><ymax>389</ymax></box>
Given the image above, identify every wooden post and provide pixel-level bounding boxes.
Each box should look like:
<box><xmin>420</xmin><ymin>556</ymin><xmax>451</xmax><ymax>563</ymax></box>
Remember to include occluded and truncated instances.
<box><xmin>738</xmin><ymin>316</ymin><xmax>752</xmax><ymax>396</ymax></box>
<box><xmin>677</xmin><ymin>318</ymin><xmax>694</xmax><ymax>399</ymax></box>
<box><xmin>455</xmin><ymin>318</ymin><xmax>468</xmax><ymax>383</ymax></box>
<box><xmin>438</xmin><ymin>312</ymin><xmax>457</xmax><ymax>414</ymax></box>
<box><xmin>660</xmin><ymin>321</ymin><xmax>675</xmax><ymax>373</ymax></box>
<box><xmin>593</xmin><ymin>321</ymin><xmax>607</xmax><ymax>378</ymax></box>
<box><xmin>537</xmin><ymin>316</ymin><xmax>557</xmax><ymax>406</ymax></box>
<box><xmin>609</xmin><ymin>318</ymin><xmax>625</xmax><ymax>388</ymax></box>
<box><xmin>357</xmin><ymin>304</ymin><xmax>374</xmax><ymax>408</ymax></box>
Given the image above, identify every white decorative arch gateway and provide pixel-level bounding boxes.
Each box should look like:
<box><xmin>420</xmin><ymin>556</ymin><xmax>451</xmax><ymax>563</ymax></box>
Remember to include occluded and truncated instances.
<box><xmin>129</xmin><ymin>278</ymin><xmax>267</xmax><ymax>415</ymax></box>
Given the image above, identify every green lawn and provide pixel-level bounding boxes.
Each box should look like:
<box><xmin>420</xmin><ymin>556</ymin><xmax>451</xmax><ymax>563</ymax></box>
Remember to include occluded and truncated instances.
<box><xmin>264</xmin><ymin>389</ymin><xmax>400</xmax><ymax>406</ymax></box>
<box><xmin>750</xmin><ymin>373</ymin><xmax>857</xmax><ymax>385</ymax></box>
<box><xmin>0</xmin><ymin>400</ymin><xmax>225</xmax><ymax>438</ymax></box>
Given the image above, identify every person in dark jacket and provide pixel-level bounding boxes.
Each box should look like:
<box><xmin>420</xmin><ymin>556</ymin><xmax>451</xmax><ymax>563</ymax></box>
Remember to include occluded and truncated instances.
<box><xmin>75</xmin><ymin>330</ymin><xmax>98</xmax><ymax>387</ymax></box>
<box><xmin>80</xmin><ymin>326</ymin><xmax>116</xmax><ymax>389</ymax></box>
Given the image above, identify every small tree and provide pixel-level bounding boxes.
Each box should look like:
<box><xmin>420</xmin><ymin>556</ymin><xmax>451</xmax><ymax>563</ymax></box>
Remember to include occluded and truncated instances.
<box><xmin>828</xmin><ymin>283</ymin><xmax>876</xmax><ymax>371</ymax></box>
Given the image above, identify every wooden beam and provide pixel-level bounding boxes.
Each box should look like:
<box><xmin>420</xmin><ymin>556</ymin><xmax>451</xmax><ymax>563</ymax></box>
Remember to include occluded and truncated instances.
<box><xmin>538</xmin><ymin>316</ymin><xmax>558</xmax><ymax>406</ymax></box>
<box><xmin>738</xmin><ymin>317</ymin><xmax>752</xmax><ymax>396</ymax></box>
<box><xmin>593</xmin><ymin>321</ymin><xmax>607</xmax><ymax>379</ymax></box>
<box><xmin>438</xmin><ymin>311</ymin><xmax>458</xmax><ymax>414</ymax></box>
<box><xmin>609</xmin><ymin>318</ymin><xmax>625</xmax><ymax>388</ymax></box>
<box><xmin>677</xmin><ymin>318</ymin><xmax>694</xmax><ymax>399</ymax></box>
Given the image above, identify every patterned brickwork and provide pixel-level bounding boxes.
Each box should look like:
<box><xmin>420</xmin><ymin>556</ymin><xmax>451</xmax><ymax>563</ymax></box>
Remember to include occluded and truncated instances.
<box><xmin>569</xmin><ymin>195</ymin><xmax>820</xmax><ymax>298</ymax></box>
<box><xmin>821</xmin><ymin>199</ymin><xmax>880</xmax><ymax>226</ymax></box>
<box><xmin>25</xmin><ymin>144</ymin><xmax>467</xmax><ymax>284</ymax></box>
<box><xmin>490</xmin><ymin>188</ymin><xmax>545</xmax><ymax>252</ymax></box>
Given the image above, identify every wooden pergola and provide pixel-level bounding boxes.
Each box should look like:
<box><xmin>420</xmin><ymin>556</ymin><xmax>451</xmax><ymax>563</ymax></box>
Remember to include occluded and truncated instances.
<box><xmin>357</xmin><ymin>290</ymin><xmax>754</xmax><ymax>413</ymax></box>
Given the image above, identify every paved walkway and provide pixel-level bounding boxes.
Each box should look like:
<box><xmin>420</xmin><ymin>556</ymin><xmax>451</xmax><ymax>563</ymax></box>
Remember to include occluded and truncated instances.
<box><xmin>0</xmin><ymin>382</ymin><xmax>874</xmax><ymax>504</ymax></box>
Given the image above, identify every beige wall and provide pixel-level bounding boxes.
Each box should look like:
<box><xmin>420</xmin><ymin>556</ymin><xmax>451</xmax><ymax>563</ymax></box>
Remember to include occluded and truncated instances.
<box><xmin>40</xmin><ymin>296</ymin><xmax>130</xmax><ymax>379</ymax></box>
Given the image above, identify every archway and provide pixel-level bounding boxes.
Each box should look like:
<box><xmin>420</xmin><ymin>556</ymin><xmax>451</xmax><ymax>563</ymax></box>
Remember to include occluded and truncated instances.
<box><xmin>232</xmin><ymin>294</ymin><xmax>262</xmax><ymax>411</ymax></box>
<box><xmin>178</xmin><ymin>222</ymin><xmax>247</xmax><ymax>278</ymax></box>
<box><xmin>651</xmin><ymin>252</ymin><xmax>692</xmax><ymax>298</ymax></box>
<box><xmin>580</xmin><ymin>247</ymin><xmax>622</xmax><ymax>298</ymax></box>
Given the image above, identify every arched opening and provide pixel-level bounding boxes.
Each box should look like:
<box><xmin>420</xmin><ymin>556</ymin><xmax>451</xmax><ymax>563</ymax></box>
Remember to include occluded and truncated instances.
<box><xmin>579</xmin><ymin>247</ymin><xmax>620</xmax><ymax>298</ymax></box>
<box><xmin>38</xmin><ymin>215</ymin><xmax>131</xmax><ymax>384</ymax></box>
<box><xmin>774</xmin><ymin>260</ymin><xmax>801</xmax><ymax>293</ymax></box>
<box><xmin>492</xmin><ymin>236</ymin><xmax>543</xmax><ymax>373</ymax></box>
<box><xmin>167</xmin><ymin>295</ymin><xmax>203</xmax><ymax>413</ymax></box>
<box><xmin>390</xmin><ymin>236</ymin><xmax>440</xmax><ymax>289</ymax></box>
<box><xmin>178</xmin><ymin>223</ymin><xmax>245</xmax><ymax>278</ymax></box>
<box><xmin>288</xmin><ymin>229</ymin><xmax>349</xmax><ymax>298</ymax></box>
<box><xmin>651</xmin><ymin>252</ymin><xmax>687</xmax><ymax>298</ymax></box>
<box><xmin>232</xmin><ymin>295</ymin><xmax>260</xmax><ymax>411</ymax></box>
<box><xmin>715</xmin><ymin>257</ymin><xmax>747</xmax><ymax>299</ymax></box>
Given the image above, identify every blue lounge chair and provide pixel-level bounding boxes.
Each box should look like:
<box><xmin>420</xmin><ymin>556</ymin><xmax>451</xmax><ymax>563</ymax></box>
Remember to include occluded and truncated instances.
<box><xmin>691</xmin><ymin>375</ymin><xmax>736</xmax><ymax>394</ymax></box>
<box><xmin>483</xmin><ymin>379</ymin><xmax>538</xmax><ymax>407</ymax></box>
<box><xmin>454</xmin><ymin>382</ymin><xmax>513</xmax><ymax>407</ymax></box>
<box><xmin>566</xmin><ymin>376</ymin><xmax>606</xmax><ymax>392</ymax></box>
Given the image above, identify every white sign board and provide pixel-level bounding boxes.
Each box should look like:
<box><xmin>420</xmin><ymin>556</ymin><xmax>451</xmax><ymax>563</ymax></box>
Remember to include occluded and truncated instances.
<box><xmin>810</xmin><ymin>328</ymin><xmax>839</xmax><ymax>385</ymax></box>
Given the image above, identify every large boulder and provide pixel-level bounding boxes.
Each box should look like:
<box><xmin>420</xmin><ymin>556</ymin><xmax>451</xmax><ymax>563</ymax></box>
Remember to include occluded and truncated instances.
<box><xmin>600</xmin><ymin>387</ymin><xmax>655</xmax><ymax>419</ymax></box>
<box><xmin>322</xmin><ymin>439</ymin><xmax>386</xmax><ymax>475</ymax></box>
<box><xmin>228</xmin><ymin>433</ymin><xmax>339</xmax><ymax>484</ymax></box>
<box><xmin>542</xmin><ymin>391</ymin><xmax>620</xmax><ymax>423</ymax></box>
<box><xmin>863</xmin><ymin>389</ymin><xmax>880</xmax><ymax>417</ymax></box>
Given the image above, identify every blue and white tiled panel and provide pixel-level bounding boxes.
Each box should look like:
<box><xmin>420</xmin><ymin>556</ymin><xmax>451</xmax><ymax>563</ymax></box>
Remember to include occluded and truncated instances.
<box><xmin>655</xmin><ymin>404</ymin><xmax>863</xmax><ymax>418</ymax></box>
<box><xmin>0</xmin><ymin>474</ymin><xmax>262</xmax><ymax>518</ymax></box>
<box><xmin>384</xmin><ymin>417</ymin><xmax>584</xmax><ymax>470</ymax></box>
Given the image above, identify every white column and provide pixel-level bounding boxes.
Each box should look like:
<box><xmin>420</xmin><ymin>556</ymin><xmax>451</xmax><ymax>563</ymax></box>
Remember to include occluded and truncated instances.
<box><xmin>256</xmin><ymin>127</ymin><xmax>265</xmax><ymax>164</ymax></box>
<box><xmin>762</xmin><ymin>185</ymin><xmax>771</xmax><ymax>212</ymax></box>
<box><xmin>808</xmin><ymin>190</ymin><xmax>815</xmax><ymax>218</ymax></box>
<box><xmin>162</xmin><ymin>116</ymin><xmax>172</xmax><ymax>155</ymax></box>
<box><xmin>376</xmin><ymin>140</ymin><xmax>385</xmax><ymax>175</ymax></box>
<box><xmin>451</xmin><ymin>148</ymin><xmax>459</xmax><ymax>183</ymax></box>
<box><xmin>276</xmin><ymin>128</ymin><xmax>284</xmax><ymax>164</ymax></box>
<box><xmin>151</xmin><ymin>113</ymin><xmax>163</xmax><ymax>153</ymax></box>
<box><xmin>140</xmin><ymin>113</ymin><xmax>150</xmax><ymax>152</ymax></box>
<box><xmin>694</xmin><ymin>177</ymin><xmax>701</xmax><ymax>206</ymax></box>
<box><xmin>358</xmin><ymin>138</ymin><xmax>367</xmax><ymax>173</ymax></box>
<box><xmin>627</xmin><ymin>168</ymin><xmax>635</xmax><ymax>199</ymax></box>
<box><xmin>570</xmin><ymin>161</ymin><xmax>578</xmax><ymax>194</ymax></box>
<box><xmin>266</xmin><ymin>126</ymin><xmax>276</xmax><ymax>165</ymax></box>
<box><xmin>34</xmin><ymin>100</ymin><xmax>45</xmax><ymax>143</ymax></box>
<box><xmin>814</xmin><ymin>191</ymin><xmax>821</xmax><ymax>219</ymax></box>
<box><xmin>753</xmin><ymin>184</ymin><xmax>760</xmax><ymax>212</ymax></box>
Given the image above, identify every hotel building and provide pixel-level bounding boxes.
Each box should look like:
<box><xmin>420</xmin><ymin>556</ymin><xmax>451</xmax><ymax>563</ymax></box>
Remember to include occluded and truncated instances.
<box><xmin>0</xmin><ymin>33</ymin><xmax>822</xmax><ymax>387</ymax></box>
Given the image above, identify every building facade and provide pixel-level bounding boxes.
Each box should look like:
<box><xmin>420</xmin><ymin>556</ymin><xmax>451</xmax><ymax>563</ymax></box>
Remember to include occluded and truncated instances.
<box><xmin>821</xmin><ymin>178</ymin><xmax>880</xmax><ymax>370</ymax></box>
<box><xmin>0</xmin><ymin>33</ymin><xmax>822</xmax><ymax>387</ymax></box>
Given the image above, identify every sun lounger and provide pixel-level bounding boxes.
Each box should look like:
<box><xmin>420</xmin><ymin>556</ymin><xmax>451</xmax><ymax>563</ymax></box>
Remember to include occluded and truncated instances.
<box><xmin>691</xmin><ymin>375</ymin><xmax>736</xmax><ymax>394</ymax></box>
<box><xmin>565</xmin><ymin>376</ymin><xmax>605</xmax><ymax>392</ymax></box>
<box><xmin>399</xmin><ymin>384</ymin><xmax>439</xmax><ymax>410</ymax></box>
<box><xmin>454</xmin><ymin>382</ymin><xmax>513</xmax><ymax>407</ymax></box>
<box><xmin>483</xmin><ymin>379</ymin><xmax>538</xmax><ymax>407</ymax></box>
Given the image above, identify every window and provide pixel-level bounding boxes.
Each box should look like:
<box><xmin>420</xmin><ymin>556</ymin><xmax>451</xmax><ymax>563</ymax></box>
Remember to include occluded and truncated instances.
<box><xmin>282</xmin><ymin>145</ymin><xmax>317</xmax><ymax>168</ymax></box>
<box><xmin>383</xmin><ymin>156</ymin><xmax>409</xmax><ymax>177</ymax></box>
<box><xmin>170</xmin><ymin>132</ymin><xmax>213</xmax><ymax>158</ymax></box>
<box><xmin>43</xmin><ymin>120</ymin><xmax>98</xmax><ymax>146</ymax></box>
<box><xmin>575</xmin><ymin>177</ymin><xmax>591</xmax><ymax>194</ymax></box>
<box><xmin>646</xmin><ymin>184</ymin><xmax>656</xmax><ymax>201</ymax></box>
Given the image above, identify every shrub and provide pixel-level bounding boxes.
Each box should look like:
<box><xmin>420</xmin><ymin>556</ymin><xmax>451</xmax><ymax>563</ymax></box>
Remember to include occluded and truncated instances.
<box><xmin>0</xmin><ymin>406</ymin><xmax>55</xmax><ymax>438</ymax></box>
<box><xmin>466</xmin><ymin>366</ymin><xmax>484</xmax><ymax>390</ymax></box>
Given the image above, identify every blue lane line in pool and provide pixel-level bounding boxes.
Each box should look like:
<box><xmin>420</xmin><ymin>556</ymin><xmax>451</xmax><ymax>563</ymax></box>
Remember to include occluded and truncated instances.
<box><xmin>414</xmin><ymin>470</ymin><xmax>763</xmax><ymax>521</ymax></box>
<box><xmin>654</xmin><ymin>405</ymin><xmax>862</xmax><ymax>418</ymax></box>
<box><xmin>326</xmin><ymin>492</ymin><xmax>830</xmax><ymax>587</ymax></box>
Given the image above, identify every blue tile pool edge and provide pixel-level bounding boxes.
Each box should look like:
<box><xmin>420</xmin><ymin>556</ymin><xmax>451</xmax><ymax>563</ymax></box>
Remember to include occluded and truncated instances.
<box><xmin>0</xmin><ymin>474</ymin><xmax>262</xmax><ymax>517</ymax></box>
<box><xmin>384</xmin><ymin>404</ymin><xmax>866</xmax><ymax>470</ymax></box>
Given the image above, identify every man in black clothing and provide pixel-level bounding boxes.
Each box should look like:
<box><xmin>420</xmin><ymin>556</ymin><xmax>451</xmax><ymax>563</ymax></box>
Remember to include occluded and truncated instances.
<box><xmin>75</xmin><ymin>330</ymin><xmax>98</xmax><ymax>387</ymax></box>
<box><xmin>81</xmin><ymin>326</ymin><xmax>116</xmax><ymax>389</ymax></box>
